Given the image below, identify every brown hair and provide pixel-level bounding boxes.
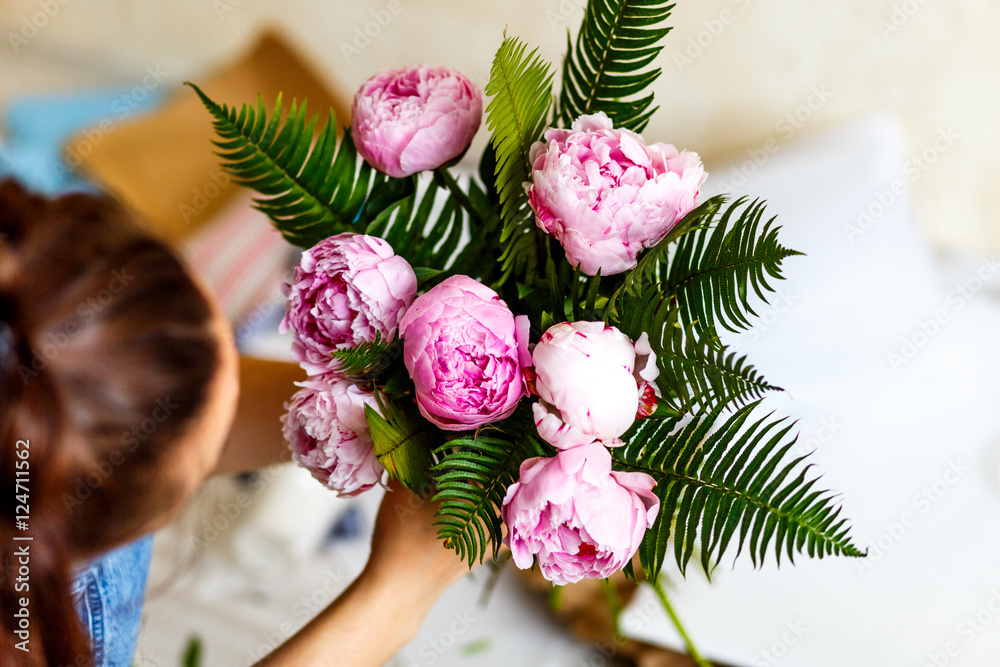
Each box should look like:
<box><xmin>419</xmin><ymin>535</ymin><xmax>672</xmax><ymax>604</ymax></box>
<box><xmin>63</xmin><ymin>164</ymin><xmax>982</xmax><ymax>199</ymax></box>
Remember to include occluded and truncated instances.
<box><xmin>0</xmin><ymin>180</ymin><xmax>221</xmax><ymax>665</ymax></box>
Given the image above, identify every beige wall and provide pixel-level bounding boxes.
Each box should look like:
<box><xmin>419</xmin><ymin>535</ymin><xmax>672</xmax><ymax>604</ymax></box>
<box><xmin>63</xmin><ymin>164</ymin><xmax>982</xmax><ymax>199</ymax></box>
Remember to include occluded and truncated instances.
<box><xmin>2</xmin><ymin>0</ymin><xmax>997</xmax><ymax>253</ymax></box>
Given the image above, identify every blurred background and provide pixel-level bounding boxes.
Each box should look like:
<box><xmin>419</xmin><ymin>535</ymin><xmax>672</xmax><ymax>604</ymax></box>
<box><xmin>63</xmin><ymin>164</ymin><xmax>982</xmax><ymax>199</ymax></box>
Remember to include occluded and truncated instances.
<box><xmin>2</xmin><ymin>0</ymin><xmax>997</xmax><ymax>252</ymax></box>
<box><xmin>3</xmin><ymin>1</ymin><xmax>1000</xmax><ymax>666</ymax></box>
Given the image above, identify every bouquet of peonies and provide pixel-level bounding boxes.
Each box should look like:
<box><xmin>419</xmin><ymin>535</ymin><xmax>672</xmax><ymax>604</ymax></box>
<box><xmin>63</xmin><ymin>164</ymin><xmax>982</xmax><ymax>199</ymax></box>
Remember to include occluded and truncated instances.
<box><xmin>189</xmin><ymin>0</ymin><xmax>863</xmax><ymax>637</ymax></box>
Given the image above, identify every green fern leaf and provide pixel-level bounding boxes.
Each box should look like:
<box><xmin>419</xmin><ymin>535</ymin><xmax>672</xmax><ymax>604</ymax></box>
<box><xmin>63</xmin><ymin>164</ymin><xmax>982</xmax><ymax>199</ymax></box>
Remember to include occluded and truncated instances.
<box><xmin>614</xmin><ymin>401</ymin><xmax>864</xmax><ymax>582</ymax></box>
<box><xmin>365</xmin><ymin>174</ymin><xmax>456</xmax><ymax>271</ymax></box>
<box><xmin>363</xmin><ymin>172</ymin><xmax>501</xmax><ymax>280</ymax></box>
<box><xmin>663</xmin><ymin>197</ymin><xmax>802</xmax><ymax>333</ymax></box>
<box><xmin>329</xmin><ymin>334</ymin><xmax>398</xmax><ymax>381</ymax></box>
<box><xmin>613</xmin><ymin>285</ymin><xmax>780</xmax><ymax>413</ymax></box>
<box><xmin>187</xmin><ymin>82</ymin><xmax>404</xmax><ymax>249</ymax></box>
<box><xmin>621</xmin><ymin>195</ymin><xmax>725</xmax><ymax>298</ymax></box>
<box><xmin>483</xmin><ymin>37</ymin><xmax>554</xmax><ymax>285</ymax></box>
<box><xmin>559</xmin><ymin>0</ymin><xmax>676</xmax><ymax>132</ymax></box>
<box><xmin>447</xmin><ymin>177</ymin><xmax>506</xmax><ymax>281</ymax></box>
<box><xmin>432</xmin><ymin>406</ymin><xmax>548</xmax><ymax>566</ymax></box>
<box><xmin>657</xmin><ymin>319</ymin><xmax>780</xmax><ymax>413</ymax></box>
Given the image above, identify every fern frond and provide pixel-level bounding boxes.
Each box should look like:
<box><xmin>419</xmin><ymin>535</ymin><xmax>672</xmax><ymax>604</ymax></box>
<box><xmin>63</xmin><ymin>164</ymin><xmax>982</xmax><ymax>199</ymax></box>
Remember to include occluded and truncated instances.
<box><xmin>657</xmin><ymin>320</ymin><xmax>780</xmax><ymax>413</ymax></box>
<box><xmin>622</xmin><ymin>195</ymin><xmax>726</xmax><ymax>297</ymax></box>
<box><xmin>485</xmin><ymin>37</ymin><xmax>554</xmax><ymax>227</ymax></box>
<box><xmin>329</xmin><ymin>334</ymin><xmax>396</xmax><ymax>380</ymax></box>
<box><xmin>663</xmin><ymin>198</ymin><xmax>802</xmax><ymax>333</ymax></box>
<box><xmin>432</xmin><ymin>406</ymin><xmax>548</xmax><ymax>566</ymax></box>
<box><xmin>484</xmin><ymin>37</ymin><xmax>554</xmax><ymax>285</ymax></box>
<box><xmin>614</xmin><ymin>401</ymin><xmax>864</xmax><ymax>581</ymax></box>
<box><xmin>434</xmin><ymin>172</ymin><xmax>505</xmax><ymax>281</ymax></box>
<box><xmin>569</xmin><ymin>266</ymin><xmax>605</xmax><ymax>322</ymax></box>
<box><xmin>360</xmin><ymin>171</ymin><xmax>499</xmax><ymax>282</ymax></box>
<box><xmin>187</xmin><ymin>83</ymin><xmax>402</xmax><ymax>248</ymax></box>
<box><xmin>613</xmin><ymin>285</ymin><xmax>779</xmax><ymax>413</ymax></box>
<box><xmin>366</xmin><ymin>175</ymin><xmax>456</xmax><ymax>270</ymax></box>
<box><xmin>560</xmin><ymin>0</ymin><xmax>675</xmax><ymax>132</ymax></box>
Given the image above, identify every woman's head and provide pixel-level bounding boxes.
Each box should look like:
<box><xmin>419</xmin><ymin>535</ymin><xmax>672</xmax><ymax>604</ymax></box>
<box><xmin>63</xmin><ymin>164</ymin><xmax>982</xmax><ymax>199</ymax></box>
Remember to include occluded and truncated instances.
<box><xmin>0</xmin><ymin>180</ymin><xmax>238</xmax><ymax>664</ymax></box>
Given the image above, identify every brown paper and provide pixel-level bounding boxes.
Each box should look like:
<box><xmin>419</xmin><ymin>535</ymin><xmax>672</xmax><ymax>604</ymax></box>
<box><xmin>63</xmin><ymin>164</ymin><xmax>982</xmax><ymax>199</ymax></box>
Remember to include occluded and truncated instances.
<box><xmin>516</xmin><ymin>566</ymin><xmax>732</xmax><ymax>666</ymax></box>
<box><xmin>65</xmin><ymin>29</ymin><xmax>350</xmax><ymax>244</ymax></box>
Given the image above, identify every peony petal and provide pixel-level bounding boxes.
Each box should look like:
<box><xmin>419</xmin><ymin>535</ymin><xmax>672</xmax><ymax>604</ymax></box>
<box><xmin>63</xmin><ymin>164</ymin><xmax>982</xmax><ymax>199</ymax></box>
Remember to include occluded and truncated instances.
<box><xmin>353</xmin><ymin>65</ymin><xmax>483</xmax><ymax>177</ymax></box>
<box><xmin>502</xmin><ymin>443</ymin><xmax>656</xmax><ymax>585</ymax></box>
<box><xmin>283</xmin><ymin>375</ymin><xmax>387</xmax><ymax>497</ymax></box>
<box><xmin>401</xmin><ymin>275</ymin><xmax>524</xmax><ymax>430</ymax></box>
<box><xmin>514</xmin><ymin>314</ymin><xmax>532</xmax><ymax>368</ymax></box>
<box><xmin>527</xmin><ymin>113</ymin><xmax>705</xmax><ymax>276</ymax></box>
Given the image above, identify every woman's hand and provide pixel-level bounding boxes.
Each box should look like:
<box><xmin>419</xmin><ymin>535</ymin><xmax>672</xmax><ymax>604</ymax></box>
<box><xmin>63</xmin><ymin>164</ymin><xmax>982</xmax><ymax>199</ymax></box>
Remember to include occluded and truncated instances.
<box><xmin>364</xmin><ymin>479</ymin><xmax>470</xmax><ymax>606</ymax></box>
<box><xmin>258</xmin><ymin>480</ymin><xmax>471</xmax><ymax>666</ymax></box>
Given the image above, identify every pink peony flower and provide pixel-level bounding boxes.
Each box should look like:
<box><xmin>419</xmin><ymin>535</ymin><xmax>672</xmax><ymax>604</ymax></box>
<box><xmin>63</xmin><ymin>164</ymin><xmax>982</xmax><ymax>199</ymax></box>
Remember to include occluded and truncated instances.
<box><xmin>352</xmin><ymin>65</ymin><xmax>483</xmax><ymax>178</ymax></box>
<box><xmin>282</xmin><ymin>375</ymin><xmax>387</xmax><ymax>497</ymax></box>
<box><xmin>399</xmin><ymin>275</ymin><xmax>529</xmax><ymax>431</ymax></box>
<box><xmin>502</xmin><ymin>443</ymin><xmax>660</xmax><ymax>585</ymax></box>
<box><xmin>528</xmin><ymin>112</ymin><xmax>707</xmax><ymax>276</ymax></box>
<box><xmin>531</xmin><ymin>322</ymin><xmax>659</xmax><ymax>449</ymax></box>
<box><xmin>281</xmin><ymin>233</ymin><xmax>417</xmax><ymax>375</ymax></box>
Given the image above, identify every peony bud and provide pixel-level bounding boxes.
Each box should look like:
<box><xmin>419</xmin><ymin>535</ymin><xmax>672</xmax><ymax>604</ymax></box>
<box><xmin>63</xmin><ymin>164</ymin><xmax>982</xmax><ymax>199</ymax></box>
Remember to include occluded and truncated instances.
<box><xmin>352</xmin><ymin>65</ymin><xmax>483</xmax><ymax>178</ymax></box>
<box><xmin>531</xmin><ymin>322</ymin><xmax>659</xmax><ymax>449</ymax></box>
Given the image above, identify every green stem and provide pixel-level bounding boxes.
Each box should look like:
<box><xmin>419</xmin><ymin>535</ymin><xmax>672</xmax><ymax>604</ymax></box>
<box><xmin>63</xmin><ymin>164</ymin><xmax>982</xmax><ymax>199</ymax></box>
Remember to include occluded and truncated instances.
<box><xmin>547</xmin><ymin>584</ymin><xmax>563</xmax><ymax>612</ymax></box>
<box><xmin>435</xmin><ymin>168</ymin><xmax>483</xmax><ymax>226</ymax></box>
<box><xmin>601</xmin><ymin>578</ymin><xmax>624</xmax><ymax>631</ymax></box>
<box><xmin>477</xmin><ymin>551</ymin><xmax>511</xmax><ymax>607</ymax></box>
<box><xmin>651</xmin><ymin>578</ymin><xmax>711</xmax><ymax>667</ymax></box>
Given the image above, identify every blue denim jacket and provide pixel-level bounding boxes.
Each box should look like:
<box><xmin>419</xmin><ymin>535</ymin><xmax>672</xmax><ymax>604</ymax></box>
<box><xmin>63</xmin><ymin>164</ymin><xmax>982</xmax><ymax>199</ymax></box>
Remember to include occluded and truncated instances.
<box><xmin>72</xmin><ymin>535</ymin><xmax>154</xmax><ymax>667</ymax></box>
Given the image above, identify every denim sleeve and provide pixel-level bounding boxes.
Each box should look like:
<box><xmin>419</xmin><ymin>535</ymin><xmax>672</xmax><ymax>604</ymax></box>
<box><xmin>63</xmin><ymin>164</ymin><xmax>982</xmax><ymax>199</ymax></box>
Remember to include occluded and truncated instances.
<box><xmin>72</xmin><ymin>534</ymin><xmax>154</xmax><ymax>667</ymax></box>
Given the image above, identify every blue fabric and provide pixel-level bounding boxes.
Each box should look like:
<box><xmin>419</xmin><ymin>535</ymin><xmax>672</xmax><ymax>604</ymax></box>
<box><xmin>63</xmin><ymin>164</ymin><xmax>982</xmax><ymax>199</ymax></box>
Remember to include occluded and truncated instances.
<box><xmin>72</xmin><ymin>535</ymin><xmax>155</xmax><ymax>667</ymax></box>
<box><xmin>0</xmin><ymin>86</ymin><xmax>164</xmax><ymax>194</ymax></box>
<box><xmin>2</xmin><ymin>87</ymin><xmax>168</xmax><ymax>665</ymax></box>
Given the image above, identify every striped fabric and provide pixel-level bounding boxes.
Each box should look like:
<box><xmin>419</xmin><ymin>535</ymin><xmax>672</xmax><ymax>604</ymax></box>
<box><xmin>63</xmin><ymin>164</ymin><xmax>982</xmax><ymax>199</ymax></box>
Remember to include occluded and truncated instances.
<box><xmin>181</xmin><ymin>193</ymin><xmax>296</xmax><ymax>328</ymax></box>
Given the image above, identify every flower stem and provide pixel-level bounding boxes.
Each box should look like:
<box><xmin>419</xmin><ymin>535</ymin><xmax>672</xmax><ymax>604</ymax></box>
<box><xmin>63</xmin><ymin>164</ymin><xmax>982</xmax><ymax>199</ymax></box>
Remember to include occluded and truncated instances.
<box><xmin>477</xmin><ymin>550</ymin><xmax>511</xmax><ymax>607</ymax></box>
<box><xmin>601</xmin><ymin>578</ymin><xmax>624</xmax><ymax>629</ymax></box>
<box><xmin>435</xmin><ymin>167</ymin><xmax>483</xmax><ymax>226</ymax></box>
<box><xmin>651</xmin><ymin>577</ymin><xmax>712</xmax><ymax>667</ymax></box>
<box><xmin>547</xmin><ymin>584</ymin><xmax>563</xmax><ymax>612</ymax></box>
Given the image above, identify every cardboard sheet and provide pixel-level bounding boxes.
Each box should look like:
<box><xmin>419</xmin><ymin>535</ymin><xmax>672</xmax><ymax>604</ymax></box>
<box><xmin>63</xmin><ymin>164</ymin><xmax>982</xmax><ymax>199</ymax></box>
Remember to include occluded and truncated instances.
<box><xmin>65</xmin><ymin>30</ymin><xmax>350</xmax><ymax>244</ymax></box>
